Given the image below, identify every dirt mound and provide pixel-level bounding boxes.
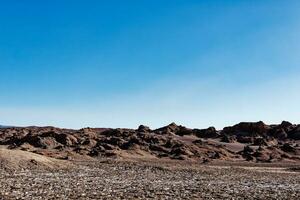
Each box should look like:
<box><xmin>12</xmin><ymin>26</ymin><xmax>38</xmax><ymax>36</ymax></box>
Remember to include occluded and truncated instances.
<box><xmin>0</xmin><ymin>147</ymin><xmax>72</xmax><ymax>171</ymax></box>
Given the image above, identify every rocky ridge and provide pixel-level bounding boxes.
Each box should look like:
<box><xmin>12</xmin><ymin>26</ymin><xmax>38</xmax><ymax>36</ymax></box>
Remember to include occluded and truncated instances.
<box><xmin>0</xmin><ymin>121</ymin><xmax>299</xmax><ymax>163</ymax></box>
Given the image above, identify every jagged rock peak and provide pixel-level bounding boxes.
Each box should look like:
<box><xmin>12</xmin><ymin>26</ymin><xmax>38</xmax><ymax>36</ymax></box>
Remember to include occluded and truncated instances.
<box><xmin>168</xmin><ymin>122</ymin><xmax>178</xmax><ymax>127</ymax></box>
<box><xmin>137</xmin><ymin>125</ymin><xmax>151</xmax><ymax>132</ymax></box>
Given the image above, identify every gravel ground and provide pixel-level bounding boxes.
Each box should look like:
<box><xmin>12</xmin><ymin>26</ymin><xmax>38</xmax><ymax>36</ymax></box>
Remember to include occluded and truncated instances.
<box><xmin>0</xmin><ymin>160</ymin><xmax>299</xmax><ymax>200</ymax></box>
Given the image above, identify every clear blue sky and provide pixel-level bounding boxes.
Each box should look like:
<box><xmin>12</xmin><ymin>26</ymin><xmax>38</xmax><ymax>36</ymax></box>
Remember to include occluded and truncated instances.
<box><xmin>1</xmin><ymin>0</ymin><xmax>300</xmax><ymax>129</ymax></box>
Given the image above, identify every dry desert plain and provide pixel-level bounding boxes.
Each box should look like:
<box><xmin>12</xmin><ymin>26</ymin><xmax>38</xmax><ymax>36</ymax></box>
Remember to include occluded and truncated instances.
<box><xmin>0</xmin><ymin>121</ymin><xmax>299</xmax><ymax>199</ymax></box>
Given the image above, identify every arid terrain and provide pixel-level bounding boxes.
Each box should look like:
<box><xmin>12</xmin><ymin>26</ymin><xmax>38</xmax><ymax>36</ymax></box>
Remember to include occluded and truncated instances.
<box><xmin>0</xmin><ymin>121</ymin><xmax>299</xmax><ymax>199</ymax></box>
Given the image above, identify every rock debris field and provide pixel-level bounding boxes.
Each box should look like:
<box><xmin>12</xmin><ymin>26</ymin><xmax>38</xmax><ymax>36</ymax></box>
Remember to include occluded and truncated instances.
<box><xmin>0</xmin><ymin>160</ymin><xmax>299</xmax><ymax>200</ymax></box>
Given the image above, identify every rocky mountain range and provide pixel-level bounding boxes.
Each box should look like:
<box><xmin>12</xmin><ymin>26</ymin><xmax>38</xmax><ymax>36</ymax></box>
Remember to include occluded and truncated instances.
<box><xmin>0</xmin><ymin>121</ymin><xmax>299</xmax><ymax>163</ymax></box>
